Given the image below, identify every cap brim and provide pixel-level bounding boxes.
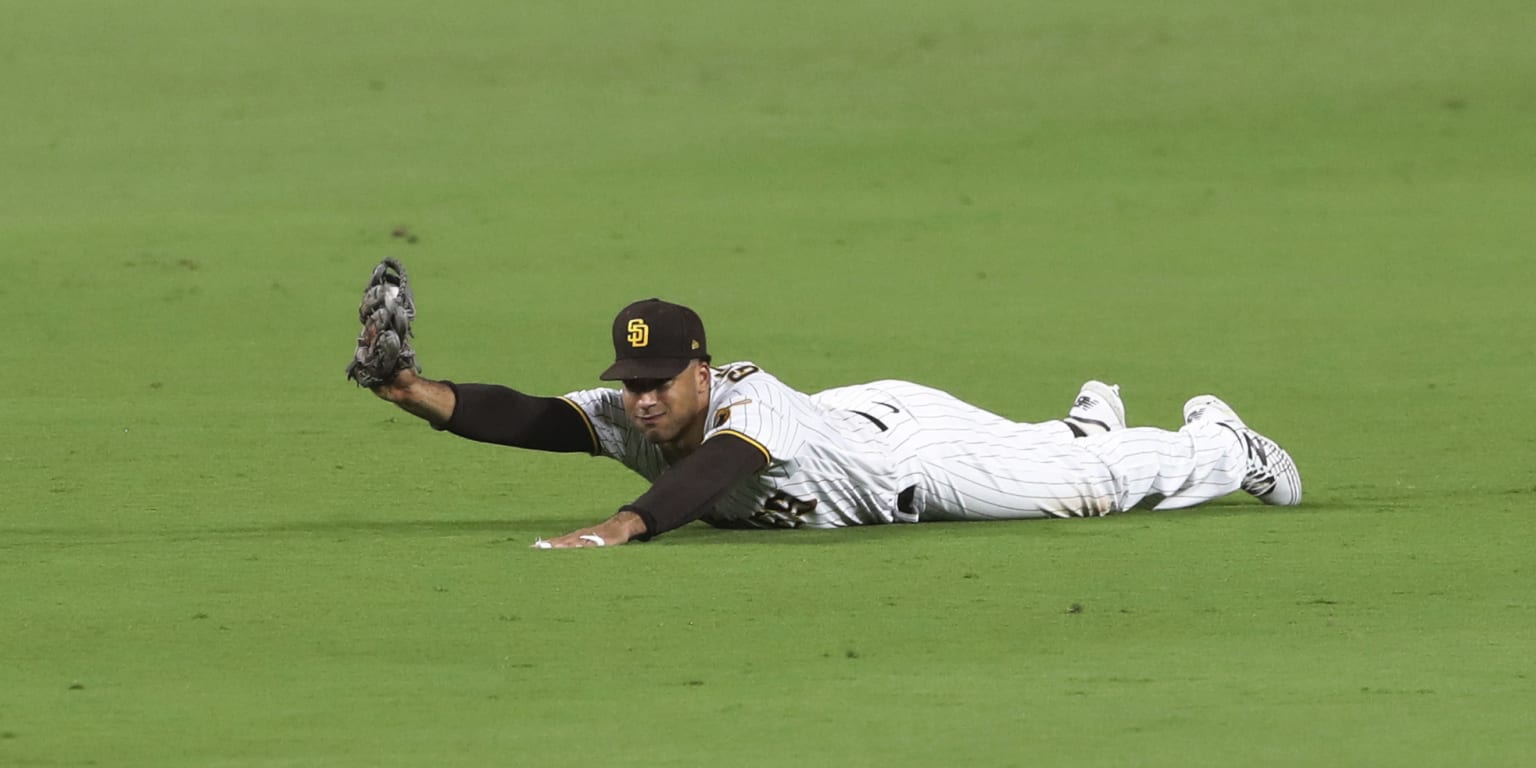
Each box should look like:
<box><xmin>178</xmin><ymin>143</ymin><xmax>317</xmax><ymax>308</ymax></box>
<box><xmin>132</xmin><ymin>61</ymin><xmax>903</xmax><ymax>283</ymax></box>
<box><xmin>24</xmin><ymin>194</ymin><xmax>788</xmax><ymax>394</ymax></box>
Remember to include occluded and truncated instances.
<box><xmin>599</xmin><ymin>357</ymin><xmax>693</xmax><ymax>381</ymax></box>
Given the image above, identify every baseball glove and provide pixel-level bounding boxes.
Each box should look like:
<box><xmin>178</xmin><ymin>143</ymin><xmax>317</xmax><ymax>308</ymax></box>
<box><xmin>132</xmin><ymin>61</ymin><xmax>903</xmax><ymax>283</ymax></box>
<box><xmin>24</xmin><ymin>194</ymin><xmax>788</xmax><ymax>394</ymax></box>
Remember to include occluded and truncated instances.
<box><xmin>345</xmin><ymin>258</ymin><xmax>421</xmax><ymax>388</ymax></box>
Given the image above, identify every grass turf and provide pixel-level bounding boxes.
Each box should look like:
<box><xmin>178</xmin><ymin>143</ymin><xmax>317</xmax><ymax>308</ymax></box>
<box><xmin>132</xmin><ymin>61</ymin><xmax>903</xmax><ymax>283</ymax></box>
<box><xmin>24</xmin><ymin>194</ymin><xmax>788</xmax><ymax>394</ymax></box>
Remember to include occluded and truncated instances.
<box><xmin>4</xmin><ymin>1</ymin><xmax>1535</xmax><ymax>765</ymax></box>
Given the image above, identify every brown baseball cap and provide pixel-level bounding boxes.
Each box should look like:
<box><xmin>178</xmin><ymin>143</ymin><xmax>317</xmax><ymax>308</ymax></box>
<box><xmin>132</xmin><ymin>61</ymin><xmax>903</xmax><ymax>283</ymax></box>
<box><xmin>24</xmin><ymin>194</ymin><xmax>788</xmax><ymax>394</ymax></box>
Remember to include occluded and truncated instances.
<box><xmin>599</xmin><ymin>299</ymin><xmax>710</xmax><ymax>381</ymax></box>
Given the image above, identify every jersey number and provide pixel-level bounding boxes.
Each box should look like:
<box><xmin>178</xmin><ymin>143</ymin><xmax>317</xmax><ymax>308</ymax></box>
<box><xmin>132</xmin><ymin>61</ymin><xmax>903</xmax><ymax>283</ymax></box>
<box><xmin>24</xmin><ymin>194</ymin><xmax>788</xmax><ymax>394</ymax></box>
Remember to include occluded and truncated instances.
<box><xmin>756</xmin><ymin>491</ymin><xmax>817</xmax><ymax>527</ymax></box>
<box><xmin>722</xmin><ymin>364</ymin><xmax>759</xmax><ymax>382</ymax></box>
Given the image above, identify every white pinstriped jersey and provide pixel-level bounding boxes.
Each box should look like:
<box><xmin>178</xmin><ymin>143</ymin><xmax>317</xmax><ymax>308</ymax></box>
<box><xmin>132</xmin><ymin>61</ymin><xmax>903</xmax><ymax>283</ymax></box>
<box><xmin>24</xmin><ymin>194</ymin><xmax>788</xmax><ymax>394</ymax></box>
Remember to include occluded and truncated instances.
<box><xmin>561</xmin><ymin>361</ymin><xmax>1253</xmax><ymax>528</ymax></box>
<box><xmin>561</xmin><ymin>362</ymin><xmax>913</xmax><ymax>528</ymax></box>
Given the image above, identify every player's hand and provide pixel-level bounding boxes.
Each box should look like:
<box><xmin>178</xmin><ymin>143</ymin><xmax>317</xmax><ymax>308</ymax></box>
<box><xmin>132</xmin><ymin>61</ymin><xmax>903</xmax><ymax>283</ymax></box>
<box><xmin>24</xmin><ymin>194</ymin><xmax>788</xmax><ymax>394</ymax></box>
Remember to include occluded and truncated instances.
<box><xmin>370</xmin><ymin>367</ymin><xmax>419</xmax><ymax>403</ymax></box>
<box><xmin>533</xmin><ymin>510</ymin><xmax>647</xmax><ymax>550</ymax></box>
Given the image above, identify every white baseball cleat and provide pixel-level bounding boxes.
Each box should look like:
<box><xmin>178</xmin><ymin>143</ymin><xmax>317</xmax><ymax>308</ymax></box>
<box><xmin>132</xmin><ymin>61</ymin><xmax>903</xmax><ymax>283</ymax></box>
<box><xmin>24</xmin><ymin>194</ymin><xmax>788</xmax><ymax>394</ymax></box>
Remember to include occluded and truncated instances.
<box><xmin>1067</xmin><ymin>380</ymin><xmax>1126</xmax><ymax>433</ymax></box>
<box><xmin>1183</xmin><ymin>395</ymin><xmax>1302</xmax><ymax>506</ymax></box>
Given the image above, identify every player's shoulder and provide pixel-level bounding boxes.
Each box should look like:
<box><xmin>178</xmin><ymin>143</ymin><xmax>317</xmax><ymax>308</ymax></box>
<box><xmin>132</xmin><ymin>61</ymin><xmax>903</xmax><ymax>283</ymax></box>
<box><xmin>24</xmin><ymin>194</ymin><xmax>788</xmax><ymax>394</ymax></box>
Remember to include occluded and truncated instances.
<box><xmin>561</xmin><ymin>385</ymin><xmax>623</xmax><ymax>411</ymax></box>
<box><xmin>709</xmin><ymin>361</ymin><xmax>798</xmax><ymax>402</ymax></box>
<box><xmin>711</xmin><ymin>360</ymin><xmax>784</xmax><ymax>386</ymax></box>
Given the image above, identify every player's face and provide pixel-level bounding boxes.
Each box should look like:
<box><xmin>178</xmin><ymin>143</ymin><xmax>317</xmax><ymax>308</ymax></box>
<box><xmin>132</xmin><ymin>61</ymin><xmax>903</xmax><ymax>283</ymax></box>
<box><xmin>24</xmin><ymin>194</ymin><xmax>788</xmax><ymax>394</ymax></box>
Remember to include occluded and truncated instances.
<box><xmin>621</xmin><ymin>361</ymin><xmax>711</xmax><ymax>447</ymax></box>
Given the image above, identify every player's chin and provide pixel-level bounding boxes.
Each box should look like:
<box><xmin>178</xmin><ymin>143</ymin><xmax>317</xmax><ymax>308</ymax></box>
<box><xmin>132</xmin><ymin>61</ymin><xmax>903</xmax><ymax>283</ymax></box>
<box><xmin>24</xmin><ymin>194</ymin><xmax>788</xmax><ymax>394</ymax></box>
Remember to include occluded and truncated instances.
<box><xmin>639</xmin><ymin>423</ymin><xmax>675</xmax><ymax>443</ymax></box>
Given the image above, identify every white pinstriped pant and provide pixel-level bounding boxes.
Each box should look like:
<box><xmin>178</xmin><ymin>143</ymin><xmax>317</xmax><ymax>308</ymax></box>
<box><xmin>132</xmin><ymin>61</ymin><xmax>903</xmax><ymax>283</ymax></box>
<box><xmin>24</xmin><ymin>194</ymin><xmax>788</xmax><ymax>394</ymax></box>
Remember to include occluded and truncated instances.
<box><xmin>813</xmin><ymin>381</ymin><xmax>1247</xmax><ymax>520</ymax></box>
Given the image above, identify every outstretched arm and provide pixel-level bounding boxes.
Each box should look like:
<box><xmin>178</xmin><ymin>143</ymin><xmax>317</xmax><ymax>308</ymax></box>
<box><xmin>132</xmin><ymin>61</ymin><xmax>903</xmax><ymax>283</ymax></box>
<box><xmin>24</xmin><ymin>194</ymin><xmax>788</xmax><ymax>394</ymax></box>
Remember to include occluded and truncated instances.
<box><xmin>372</xmin><ymin>369</ymin><xmax>597</xmax><ymax>453</ymax></box>
<box><xmin>371</xmin><ymin>369</ymin><xmax>456</xmax><ymax>426</ymax></box>
<box><xmin>536</xmin><ymin>433</ymin><xmax>769</xmax><ymax>548</ymax></box>
<box><xmin>348</xmin><ymin>258</ymin><xmax>596</xmax><ymax>452</ymax></box>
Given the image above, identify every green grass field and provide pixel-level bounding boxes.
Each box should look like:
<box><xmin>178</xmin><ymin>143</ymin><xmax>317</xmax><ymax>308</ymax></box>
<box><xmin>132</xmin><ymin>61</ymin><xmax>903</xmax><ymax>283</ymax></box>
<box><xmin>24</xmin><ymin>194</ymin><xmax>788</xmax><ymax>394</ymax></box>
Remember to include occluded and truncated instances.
<box><xmin>5</xmin><ymin>1</ymin><xmax>1535</xmax><ymax>765</ymax></box>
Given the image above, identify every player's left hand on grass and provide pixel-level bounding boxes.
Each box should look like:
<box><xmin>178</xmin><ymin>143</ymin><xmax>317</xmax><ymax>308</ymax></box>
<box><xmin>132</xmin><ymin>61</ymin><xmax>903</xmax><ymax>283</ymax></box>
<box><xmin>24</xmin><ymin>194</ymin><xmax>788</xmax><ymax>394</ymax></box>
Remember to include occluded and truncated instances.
<box><xmin>533</xmin><ymin>510</ymin><xmax>647</xmax><ymax>550</ymax></box>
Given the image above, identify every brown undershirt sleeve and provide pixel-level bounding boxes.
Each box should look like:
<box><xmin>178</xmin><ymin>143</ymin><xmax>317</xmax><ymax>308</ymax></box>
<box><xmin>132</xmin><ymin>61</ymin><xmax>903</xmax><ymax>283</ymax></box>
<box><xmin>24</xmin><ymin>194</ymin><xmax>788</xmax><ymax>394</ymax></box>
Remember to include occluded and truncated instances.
<box><xmin>437</xmin><ymin>382</ymin><xmax>598</xmax><ymax>454</ymax></box>
<box><xmin>621</xmin><ymin>433</ymin><xmax>770</xmax><ymax>540</ymax></box>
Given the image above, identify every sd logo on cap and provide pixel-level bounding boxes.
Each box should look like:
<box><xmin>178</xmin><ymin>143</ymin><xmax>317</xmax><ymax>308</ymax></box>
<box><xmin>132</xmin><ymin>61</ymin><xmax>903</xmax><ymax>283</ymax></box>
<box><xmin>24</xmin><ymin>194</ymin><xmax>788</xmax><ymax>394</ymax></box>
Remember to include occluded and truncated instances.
<box><xmin>601</xmin><ymin>299</ymin><xmax>710</xmax><ymax>381</ymax></box>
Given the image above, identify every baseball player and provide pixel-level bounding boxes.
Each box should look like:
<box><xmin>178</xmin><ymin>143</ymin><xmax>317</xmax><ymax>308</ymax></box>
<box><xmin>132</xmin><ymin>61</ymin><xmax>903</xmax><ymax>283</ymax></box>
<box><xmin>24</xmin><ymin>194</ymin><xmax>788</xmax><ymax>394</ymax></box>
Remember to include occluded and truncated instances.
<box><xmin>347</xmin><ymin>260</ymin><xmax>1301</xmax><ymax>548</ymax></box>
